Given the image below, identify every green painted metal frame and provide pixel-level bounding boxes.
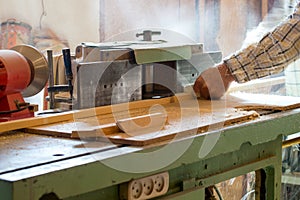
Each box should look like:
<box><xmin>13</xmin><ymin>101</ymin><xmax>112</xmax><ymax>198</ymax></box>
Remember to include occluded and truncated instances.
<box><xmin>134</xmin><ymin>45</ymin><xmax>192</xmax><ymax>64</ymax></box>
<box><xmin>1</xmin><ymin>109</ymin><xmax>300</xmax><ymax>199</ymax></box>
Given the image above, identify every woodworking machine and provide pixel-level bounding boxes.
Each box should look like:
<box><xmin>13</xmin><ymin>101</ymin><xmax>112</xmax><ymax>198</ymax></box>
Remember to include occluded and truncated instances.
<box><xmin>73</xmin><ymin>40</ymin><xmax>222</xmax><ymax>109</ymax></box>
<box><xmin>2</xmin><ymin>35</ymin><xmax>300</xmax><ymax>200</ymax></box>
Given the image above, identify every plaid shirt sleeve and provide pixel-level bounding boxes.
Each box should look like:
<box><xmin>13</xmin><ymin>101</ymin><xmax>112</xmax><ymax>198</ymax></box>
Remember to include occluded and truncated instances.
<box><xmin>224</xmin><ymin>2</ymin><xmax>300</xmax><ymax>83</ymax></box>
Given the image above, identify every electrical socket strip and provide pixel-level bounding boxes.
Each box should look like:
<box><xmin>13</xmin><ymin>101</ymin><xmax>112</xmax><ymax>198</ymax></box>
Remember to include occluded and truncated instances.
<box><xmin>127</xmin><ymin>172</ymin><xmax>169</xmax><ymax>200</ymax></box>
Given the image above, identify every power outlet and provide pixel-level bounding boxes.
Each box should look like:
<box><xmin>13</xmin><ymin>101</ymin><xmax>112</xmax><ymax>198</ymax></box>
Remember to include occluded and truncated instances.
<box><xmin>126</xmin><ymin>172</ymin><xmax>169</xmax><ymax>200</ymax></box>
<box><xmin>143</xmin><ymin>178</ymin><xmax>154</xmax><ymax>196</ymax></box>
<box><xmin>154</xmin><ymin>175</ymin><xmax>166</xmax><ymax>193</ymax></box>
<box><xmin>131</xmin><ymin>181</ymin><xmax>143</xmax><ymax>199</ymax></box>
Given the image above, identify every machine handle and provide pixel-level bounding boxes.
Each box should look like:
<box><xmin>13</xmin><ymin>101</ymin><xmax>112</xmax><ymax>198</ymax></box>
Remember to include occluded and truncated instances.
<box><xmin>62</xmin><ymin>48</ymin><xmax>73</xmax><ymax>80</ymax></box>
<box><xmin>47</xmin><ymin>50</ymin><xmax>55</xmax><ymax>109</ymax></box>
<box><xmin>136</xmin><ymin>30</ymin><xmax>161</xmax><ymax>41</ymax></box>
<box><xmin>62</xmin><ymin>48</ymin><xmax>73</xmax><ymax>99</ymax></box>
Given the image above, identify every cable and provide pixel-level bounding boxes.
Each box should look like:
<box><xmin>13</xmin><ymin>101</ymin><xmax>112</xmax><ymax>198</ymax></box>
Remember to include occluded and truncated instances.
<box><xmin>213</xmin><ymin>185</ymin><xmax>224</xmax><ymax>200</ymax></box>
<box><xmin>39</xmin><ymin>0</ymin><xmax>47</xmax><ymax>29</ymax></box>
<box><xmin>0</xmin><ymin>101</ymin><xmax>31</xmax><ymax>115</ymax></box>
<box><xmin>240</xmin><ymin>190</ymin><xmax>255</xmax><ymax>200</ymax></box>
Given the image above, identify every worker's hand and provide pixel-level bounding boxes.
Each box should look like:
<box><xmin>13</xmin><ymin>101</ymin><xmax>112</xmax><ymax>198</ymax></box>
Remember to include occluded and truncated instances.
<box><xmin>193</xmin><ymin>63</ymin><xmax>235</xmax><ymax>100</ymax></box>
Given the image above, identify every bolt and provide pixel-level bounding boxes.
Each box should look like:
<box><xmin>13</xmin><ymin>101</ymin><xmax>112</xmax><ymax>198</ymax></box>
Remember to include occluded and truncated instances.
<box><xmin>199</xmin><ymin>181</ymin><xmax>203</xmax><ymax>186</ymax></box>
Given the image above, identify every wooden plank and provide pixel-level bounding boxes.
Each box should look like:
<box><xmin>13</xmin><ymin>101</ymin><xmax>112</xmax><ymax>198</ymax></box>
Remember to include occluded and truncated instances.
<box><xmin>116</xmin><ymin>112</ymin><xmax>168</xmax><ymax>136</ymax></box>
<box><xmin>103</xmin><ymin>110</ymin><xmax>259</xmax><ymax>146</ymax></box>
<box><xmin>71</xmin><ymin>112</ymin><xmax>168</xmax><ymax>139</ymax></box>
<box><xmin>72</xmin><ymin>108</ymin><xmax>258</xmax><ymax>146</ymax></box>
<box><xmin>15</xmin><ymin>93</ymin><xmax>300</xmax><ymax>146</ymax></box>
<box><xmin>0</xmin><ymin>97</ymin><xmax>172</xmax><ymax>134</ymax></box>
<box><xmin>227</xmin><ymin>92</ymin><xmax>300</xmax><ymax>111</ymax></box>
<box><xmin>228</xmin><ymin>77</ymin><xmax>285</xmax><ymax>93</ymax></box>
<box><xmin>24</xmin><ymin>96</ymin><xmax>260</xmax><ymax>146</ymax></box>
<box><xmin>25</xmin><ymin>112</ymin><xmax>169</xmax><ymax>139</ymax></box>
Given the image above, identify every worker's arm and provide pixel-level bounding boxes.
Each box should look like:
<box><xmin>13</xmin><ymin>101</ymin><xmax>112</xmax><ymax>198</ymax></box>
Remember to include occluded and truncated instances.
<box><xmin>226</xmin><ymin>1</ymin><xmax>300</xmax><ymax>83</ymax></box>
<box><xmin>194</xmin><ymin>1</ymin><xmax>300</xmax><ymax>99</ymax></box>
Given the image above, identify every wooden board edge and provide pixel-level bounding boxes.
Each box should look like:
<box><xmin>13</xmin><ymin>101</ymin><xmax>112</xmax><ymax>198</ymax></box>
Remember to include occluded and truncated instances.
<box><xmin>24</xmin><ymin>127</ymin><xmax>72</xmax><ymax>138</ymax></box>
<box><xmin>0</xmin><ymin>96</ymin><xmax>173</xmax><ymax>134</ymax></box>
<box><xmin>235</xmin><ymin>102</ymin><xmax>300</xmax><ymax>111</ymax></box>
<box><xmin>105</xmin><ymin>110</ymin><xmax>260</xmax><ymax>146</ymax></box>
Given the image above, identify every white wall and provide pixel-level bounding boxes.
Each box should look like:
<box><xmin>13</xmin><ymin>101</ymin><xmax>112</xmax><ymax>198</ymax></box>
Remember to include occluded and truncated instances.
<box><xmin>0</xmin><ymin>0</ymin><xmax>99</xmax><ymax>51</ymax></box>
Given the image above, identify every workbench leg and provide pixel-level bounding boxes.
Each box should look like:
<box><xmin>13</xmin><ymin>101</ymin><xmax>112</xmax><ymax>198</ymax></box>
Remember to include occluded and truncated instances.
<box><xmin>265</xmin><ymin>165</ymin><xmax>281</xmax><ymax>200</ymax></box>
<box><xmin>266</xmin><ymin>137</ymin><xmax>282</xmax><ymax>200</ymax></box>
<box><xmin>255</xmin><ymin>138</ymin><xmax>282</xmax><ymax>200</ymax></box>
<box><xmin>0</xmin><ymin>180</ymin><xmax>12</xmax><ymax>200</ymax></box>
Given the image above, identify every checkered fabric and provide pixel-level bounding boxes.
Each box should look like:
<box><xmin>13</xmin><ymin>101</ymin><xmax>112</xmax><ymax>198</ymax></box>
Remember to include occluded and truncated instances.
<box><xmin>225</xmin><ymin>1</ymin><xmax>300</xmax><ymax>83</ymax></box>
<box><xmin>285</xmin><ymin>59</ymin><xmax>300</xmax><ymax>96</ymax></box>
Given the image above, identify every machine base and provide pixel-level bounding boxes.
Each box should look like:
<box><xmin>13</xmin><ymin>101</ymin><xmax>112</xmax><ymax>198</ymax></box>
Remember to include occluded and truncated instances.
<box><xmin>0</xmin><ymin>93</ymin><xmax>34</xmax><ymax>122</ymax></box>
